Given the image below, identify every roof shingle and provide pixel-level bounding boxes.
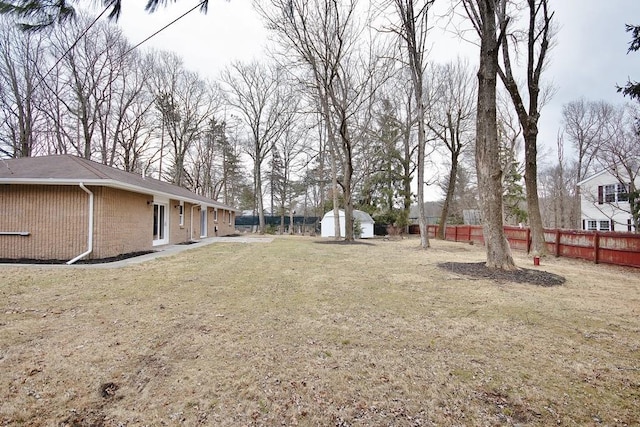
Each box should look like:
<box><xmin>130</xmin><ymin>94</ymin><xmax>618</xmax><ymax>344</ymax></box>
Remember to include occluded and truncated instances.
<box><xmin>0</xmin><ymin>155</ymin><xmax>239</xmax><ymax>211</ymax></box>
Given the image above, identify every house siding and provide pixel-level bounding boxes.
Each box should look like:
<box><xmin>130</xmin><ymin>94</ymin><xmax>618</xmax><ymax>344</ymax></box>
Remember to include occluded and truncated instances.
<box><xmin>0</xmin><ymin>185</ymin><xmax>87</xmax><ymax>260</ymax></box>
<box><xmin>579</xmin><ymin>171</ymin><xmax>637</xmax><ymax>232</ymax></box>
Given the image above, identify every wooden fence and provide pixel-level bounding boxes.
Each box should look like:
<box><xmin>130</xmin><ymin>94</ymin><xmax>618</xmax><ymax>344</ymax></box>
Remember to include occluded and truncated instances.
<box><xmin>421</xmin><ymin>224</ymin><xmax>640</xmax><ymax>269</ymax></box>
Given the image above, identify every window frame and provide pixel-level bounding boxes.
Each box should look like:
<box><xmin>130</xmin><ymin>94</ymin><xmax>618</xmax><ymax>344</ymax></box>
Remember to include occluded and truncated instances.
<box><xmin>598</xmin><ymin>220</ymin><xmax>610</xmax><ymax>231</ymax></box>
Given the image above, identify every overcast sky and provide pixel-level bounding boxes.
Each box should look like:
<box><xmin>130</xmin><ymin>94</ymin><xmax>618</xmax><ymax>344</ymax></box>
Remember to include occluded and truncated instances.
<box><xmin>116</xmin><ymin>0</ymin><xmax>640</xmax><ymax>165</ymax></box>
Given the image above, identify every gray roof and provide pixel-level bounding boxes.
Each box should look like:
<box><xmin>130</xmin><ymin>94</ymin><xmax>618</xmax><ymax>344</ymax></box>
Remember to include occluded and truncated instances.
<box><xmin>0</xmin><ymin>155</ymin><xmax>239</xmax><ymax>212</ymax></box>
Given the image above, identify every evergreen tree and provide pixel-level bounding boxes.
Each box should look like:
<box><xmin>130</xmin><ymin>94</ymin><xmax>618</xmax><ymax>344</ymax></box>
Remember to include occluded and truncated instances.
<box><xmin>618</xmin><ymin>24</ymin><xmax>640</xmax><ymax>101</ymax></box>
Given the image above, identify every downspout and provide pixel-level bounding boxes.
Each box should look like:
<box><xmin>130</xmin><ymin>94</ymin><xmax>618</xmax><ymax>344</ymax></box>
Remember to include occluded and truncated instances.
<box><xmin>190</xmin><ymin>204</ymin><xmax>196</xmax><ymax>241</ymax></box>
<box><xmin>67</xmin><ymin>183</ymin><xmax>94</xmax><ymax>265</ymax></box>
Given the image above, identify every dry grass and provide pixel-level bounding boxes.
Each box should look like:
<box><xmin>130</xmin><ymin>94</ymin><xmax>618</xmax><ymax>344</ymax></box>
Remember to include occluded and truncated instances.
<box><xmin>0</xmin><ymin>236</ymin><xmax>638</xmax><ymax>426</ymax></box>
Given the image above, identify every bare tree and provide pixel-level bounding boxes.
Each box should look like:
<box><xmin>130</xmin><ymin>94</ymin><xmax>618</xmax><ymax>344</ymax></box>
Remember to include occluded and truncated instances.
<box><xmin>538</xmin><ymin>132</ymin><xmax>578</xmax><ymax>229</ymax></box>
<box><xmin>114</xmin><ymin>53</ymin><xmax>157</xmax><ymax>173</ymax></box>
<box><xmin>562</xmin><ymin>99</ymin><xmax>613</xmax><ymax>183</ymax></box>
<box><xmin>463</xmin><ymin>0</ymin><xmax>516</xmax><ymax>269</ymax></box>
<box><xmin>270</xmin><ymin>120</ymin><xmax>308</xmax><ymax>234</ymax></box>
<box><xmin>189</xmin><ymin>116</ymin><xmax>225</xmax><ymax>199</ymax></box>
<box><xmin>0</xmin><ymin>17</ymin><xmax>47</xmax><ymax>158</ymax></box>
<box><xmin>149</xmin><ymin>51</ymin><xmax>216</xmax><ymax>186</ymax></box>
<box><xmin>427</xmin><ymin>59</ymin><xmax>476</xmax><ymax>238</ymax></box>
<box><xmin>258</xmin><ymin>0</ymin><xmax>383</xmax><ymax>242</ymax></box>
<box><xmin>391</xmin><ymin>0</ymin><xmax>434</xmax><ymax>248</ymax></box>
<box><xmin>562</xmin><ymin>99</ymin><xmax>617</xmax><ymax>228</ymax></box>
<box><xmin>221</xmin><ymin>60</ymin><xmax>295</xmax><ymax>234</ymax></box>
<box><xmin>495</xmin><ymin>0</ymin><xmax>554</xmax><ymax>256</ymax></box>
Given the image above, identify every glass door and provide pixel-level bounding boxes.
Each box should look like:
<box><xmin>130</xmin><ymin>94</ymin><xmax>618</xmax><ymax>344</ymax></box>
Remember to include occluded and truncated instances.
<box><xmin>200</xmin><ymin>207</ymin><xmax>207</xmax><ymax>238</ymax></box>
<box><xmin>153</xmin><ymin>203</ymin><xmax>169</xmax><ymax>245</ymax></box>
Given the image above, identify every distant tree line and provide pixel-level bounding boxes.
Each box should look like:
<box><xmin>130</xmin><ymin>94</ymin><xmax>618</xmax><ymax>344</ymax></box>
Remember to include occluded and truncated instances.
<box><xmin>1</xmin><ymin>1</ymin><xmax>638</xmax><ymax>269</ymax></box>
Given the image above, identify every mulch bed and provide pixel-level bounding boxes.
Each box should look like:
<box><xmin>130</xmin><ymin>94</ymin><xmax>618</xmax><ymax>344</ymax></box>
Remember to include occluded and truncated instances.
<box><xmin>438</xmin><ymin>262</ymin><xmax>565</xmax><ymax>286</ymax></box>
<box><xmin>0</xmin><ymin>251</ymin><xmax>154</xmax><ymax>265</ymax></box>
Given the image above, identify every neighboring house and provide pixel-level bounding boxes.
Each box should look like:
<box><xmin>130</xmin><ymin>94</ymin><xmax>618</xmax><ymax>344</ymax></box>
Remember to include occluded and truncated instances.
<box><xmin>577</xmin><ymin>169</ymin><xmax>638</xmax><ymax>232</ymax></box>
<box><xmin>321</xmin><ymin>209</ymin><xmax>374</xmax><ymax>238</ymax></box>
<box><xmin>408</xmin><ymin>202</ymin><xmax>442</xmax><ymax>225</ymax></box>
<box><xmin>0</xmin><ymin>155</ymin><xmax>240</xmax><ymax>263</ymax></box>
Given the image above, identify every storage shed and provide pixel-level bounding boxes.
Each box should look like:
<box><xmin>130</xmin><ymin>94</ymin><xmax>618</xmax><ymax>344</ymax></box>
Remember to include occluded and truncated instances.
<box><xmin>321</xmin><ymin>209</ymin><xmax>374</xmax><ymax>238</ymax></box>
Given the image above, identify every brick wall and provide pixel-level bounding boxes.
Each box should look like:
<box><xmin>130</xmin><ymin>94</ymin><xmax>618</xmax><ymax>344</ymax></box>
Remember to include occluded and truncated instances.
<box><xmin>1</xmin><ymin>184</ymin><xmax>239</xmax><ymax>261</ymax></box>
<box><xmin>0</xmin><ymin>185</ymin><xmax>87</xmax><ymax>260</ymax></box>
<box><xmin>168</xmin><ymin>200</ymin><xmax>194</xmax><ymax>244</ymax></box>
<box><xmin>92</xmin><ymin>187</ymin><xmax>153</xmax><ymax>259</ymax></box>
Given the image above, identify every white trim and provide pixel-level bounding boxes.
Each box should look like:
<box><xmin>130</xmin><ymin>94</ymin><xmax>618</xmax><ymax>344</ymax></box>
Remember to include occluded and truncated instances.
<box><xmin>577</xmin><ymin>170</ymin><xmax>608</xmax><ymax>187</ymax></box>
<box><xmin>152</xmin><ymin>202</ymin><xmax>169</xmax><ymax>246</ymax></box>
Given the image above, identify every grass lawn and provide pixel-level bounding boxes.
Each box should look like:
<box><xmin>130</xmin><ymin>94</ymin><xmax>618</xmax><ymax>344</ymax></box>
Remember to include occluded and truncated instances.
<box><xmin>0</xmin><ymin>236</ymin><xmax>638</xmax><ymax>426</ymax></box>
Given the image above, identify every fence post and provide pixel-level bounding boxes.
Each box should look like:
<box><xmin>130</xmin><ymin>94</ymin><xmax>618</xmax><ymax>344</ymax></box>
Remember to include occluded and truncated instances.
<box><xmin>526</xmin><ymin>228</ymin><xmax>531</xmax><ymax>254</ymax></box>
<box><xmin>555</xmin><ymin>229</ymin><xmax>561</xmax><ymax>257</ymax></box>
<box><xmin>454</xmin><ymin>225</ymin><xmax>458</xmax><ymax>242</ymax></box>
<box><xmin>594</xmin><ymin>232</ymin><xmax>600</xmax><ymax>264</ymax></box>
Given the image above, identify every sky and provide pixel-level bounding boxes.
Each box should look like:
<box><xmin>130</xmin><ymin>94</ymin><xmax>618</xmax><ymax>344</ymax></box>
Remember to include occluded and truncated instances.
<box><xmin>115</xmin><ymin>0</ymin><xmax>640</xmax><ymax>196</ymax></box>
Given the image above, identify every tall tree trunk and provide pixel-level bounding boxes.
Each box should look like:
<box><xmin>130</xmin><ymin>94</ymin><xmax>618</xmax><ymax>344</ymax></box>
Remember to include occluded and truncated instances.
<box><xmin>417</xmin><ymin>113</ymin><xmax>429</xmax><ymax>248</ymax></box>
<box><xmin>496</xmin><ymin>0</ymin><xmax>553</xmax><ymax>255</ymax></box>
<box><xmin>524</xmin><ymin>131</ymin><xmax>546</xmax><ymax>254</ymax></box>
<box><xmin>437</xmin><ymin>150</ymin><xmax>459</xmax><ymax>239</ymax></box>
<box><xmin>330</xmin><ymin>135</ymin><xmax>341</xmax><ymax>240</ymax></box>
<box><xmin>343</xmin><ymin>155</ymin><xmax>354</xmax><ymax>242</ymax></box>
<box><xmin>473</xmin><ymin>0</ymin><xmax>516</xmax><ymax>270</ymax></box>
<box><xmin>256</xmin><ymin>160</ymin><xmax>266</xmax><ymax>234</ymax></box>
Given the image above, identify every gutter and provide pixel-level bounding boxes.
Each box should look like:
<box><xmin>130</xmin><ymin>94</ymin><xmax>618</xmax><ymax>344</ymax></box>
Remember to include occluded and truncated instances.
<box><xmin>67</xmin><ymin>183</ymin><xmax>94</xmax><ymax>265</ymax></box>
<box><xmin>0</xmin><ymin>178</ymin><xmax>242</xmax><ymax>213</ymax></box>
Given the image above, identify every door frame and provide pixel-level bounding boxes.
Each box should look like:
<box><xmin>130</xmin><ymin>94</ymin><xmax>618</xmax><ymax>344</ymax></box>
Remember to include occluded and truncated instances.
<box><xmin>153</xmin><ymin>197</ymin><xmax>169</xmax><ymax>246</ymax></box>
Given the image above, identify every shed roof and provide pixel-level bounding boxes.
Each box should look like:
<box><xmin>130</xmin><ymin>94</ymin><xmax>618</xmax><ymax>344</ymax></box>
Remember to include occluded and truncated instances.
<box><xmin>0</xmin><ymin>155</ymin><xmax>240</xmax><ymax>212</ymax></box>
<box><xmin>322</xmin><ymin>209</ymin><xmax>374</xmax><ymax>223</ymax></box>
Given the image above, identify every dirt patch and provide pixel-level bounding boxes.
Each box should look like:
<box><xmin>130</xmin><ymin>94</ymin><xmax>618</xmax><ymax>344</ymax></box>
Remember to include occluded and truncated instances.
<box><xmin>438</xmin><ymin>261</ymin><xmax>566</xmax><ymax>286</ymax></box>
<box><xmin>99</xmin><ymin>382</ymin><xmax>119</xmax><ymax>399</ymax></box>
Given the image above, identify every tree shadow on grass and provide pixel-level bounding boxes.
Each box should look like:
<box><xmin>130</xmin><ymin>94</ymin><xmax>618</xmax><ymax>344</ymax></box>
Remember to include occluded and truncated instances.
<box><xmin>314</xmin><ymin>240</ymin><xmax>376</xmax><ymax>246</ymax></box>
<box><xmin>438</xmin><ymin>262</ymin><xmax>565</xmax><ymax>286</ymax></box>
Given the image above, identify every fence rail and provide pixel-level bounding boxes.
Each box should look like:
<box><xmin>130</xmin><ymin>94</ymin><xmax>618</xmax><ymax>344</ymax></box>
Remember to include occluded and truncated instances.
<box><xmin>420</xmin><ymin>225</ymin><xmax>640</xmax><ymax>269</ymax></box>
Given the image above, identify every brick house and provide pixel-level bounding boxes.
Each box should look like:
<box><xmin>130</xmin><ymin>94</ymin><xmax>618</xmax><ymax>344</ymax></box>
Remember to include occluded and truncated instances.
<box><xmin>0</xmin><ymin>155</ymin><xmax>240</xmax><ymax>263</ymax></box>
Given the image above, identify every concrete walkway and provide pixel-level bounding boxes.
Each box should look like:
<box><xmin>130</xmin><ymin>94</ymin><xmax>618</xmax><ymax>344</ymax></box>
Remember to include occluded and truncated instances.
<box><xmin>2</xmin><ymin>236</ymin><xmax>274</xmax><ymax>269</ymax></box>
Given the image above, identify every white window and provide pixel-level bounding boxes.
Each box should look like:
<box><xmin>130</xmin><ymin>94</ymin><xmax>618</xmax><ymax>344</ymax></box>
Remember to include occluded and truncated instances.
<box><xmin>178</xmin><ymin>202</ymin><xmax>184</xmax><ymax>226</ymax></box>
<box><xmin>599</xmin><ymin>220</ymin><xmax>610</xmax><ymax>231</ymax></box>
<box><xmin>587</xmin><ymin>220</ymin><xmax>597</xmax><ymax>231</ymax></box>
<box><xmin>604</xmin><ymin>184</ymin><xmax>616</xmax><ymax>202</ymax></box>
<box><xmin>617</xmin><ymin>183</ymin><xmax>629</xmax><ymax>202</ymax></box>
<box><xmin>229</xmin><ymin>211</ymin><xmax>233</xmax><ymax>225</ymax></box>
<box><xmin>603</xmin><ymin>183</ymin><xmax>629</xmax><ymax>203</ymax></box>
<box><xmin>214</xmin><ymin>208</ymin><xmax>218</xmax><ymax>222</ymax></box>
